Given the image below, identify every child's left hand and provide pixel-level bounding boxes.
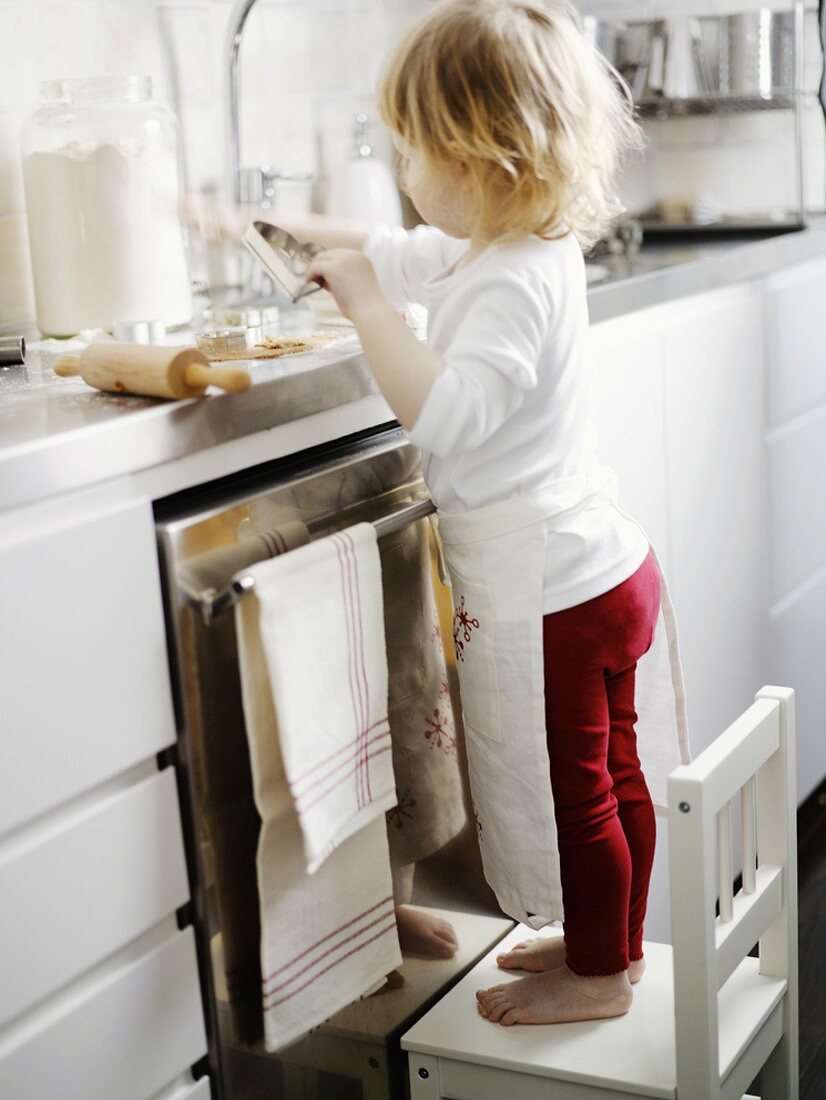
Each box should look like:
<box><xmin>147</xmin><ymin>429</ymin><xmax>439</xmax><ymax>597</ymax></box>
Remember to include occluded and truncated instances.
<box><xmin>304</xmin><ymin>249</ymin><xmax>384</xmax><ymax>323</ymax></box>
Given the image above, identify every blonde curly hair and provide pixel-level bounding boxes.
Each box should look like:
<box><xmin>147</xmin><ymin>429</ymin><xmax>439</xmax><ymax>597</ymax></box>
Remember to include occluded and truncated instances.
<box><xmin>379</xmin><ymin>0</ymin><xmax>643</xmax><ymax>249</ymax></box>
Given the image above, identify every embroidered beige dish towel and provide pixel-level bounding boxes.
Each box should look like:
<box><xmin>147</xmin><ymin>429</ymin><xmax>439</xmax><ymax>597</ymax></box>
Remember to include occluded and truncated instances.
<box><xmin>236</xmin><ymin>560</ymin><xmax>402</xmax><ymax>1052</ymax></box>
<box><xmin>244</xmin><ymin>523</ymin><xmax>398</xmax><ymax>873</ymax></box>
<box><xmin>379</xmin><ymin>517</ymin><xmax>466</xmax><ymax>866</ymax></box>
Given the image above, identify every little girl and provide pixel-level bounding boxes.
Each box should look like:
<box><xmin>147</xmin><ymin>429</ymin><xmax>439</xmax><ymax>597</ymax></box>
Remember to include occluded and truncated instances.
<box><xmin>300</xmin><ymin>0</ymin><xmax>690</xmax><ymax>1027</ymax></box>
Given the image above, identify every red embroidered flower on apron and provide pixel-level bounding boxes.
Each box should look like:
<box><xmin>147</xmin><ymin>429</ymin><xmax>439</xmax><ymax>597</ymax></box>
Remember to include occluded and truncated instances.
<box><xmin>430</xmin><ymin>613</ymin><xmax>442</xmax><ymax>645</ymax></box>
<box><xmin>438</xmin><ymin>678</ymin><xmax>450</xmax><ymax>700</ymax></box>
<box><xmin>387</xmin><ymin>787</ymin><xmax>417</xmax><ymax>829</ymax></box>
<box><xmin>424</xmin><ymin>705</ymin><xmax>457</xmax><ymax>754</ymax></box>
<box><xmin>452</xmin><ymin>595</ymin><xmax>479</xmax><ymax>662</ymax></box>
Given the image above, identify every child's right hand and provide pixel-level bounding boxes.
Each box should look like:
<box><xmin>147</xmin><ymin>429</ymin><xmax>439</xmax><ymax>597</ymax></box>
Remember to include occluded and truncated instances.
<box><xmin>304</xmin><ymin>249</ymin><xmax>384</xmax><ymax>323</ymax></box>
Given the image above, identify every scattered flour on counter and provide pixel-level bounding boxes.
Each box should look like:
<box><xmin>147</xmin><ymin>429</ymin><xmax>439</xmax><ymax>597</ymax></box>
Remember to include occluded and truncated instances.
<box><xmin>23</xmin><ymin>140</ymin><xmax>192</xmax><ymax>337</ymax></box>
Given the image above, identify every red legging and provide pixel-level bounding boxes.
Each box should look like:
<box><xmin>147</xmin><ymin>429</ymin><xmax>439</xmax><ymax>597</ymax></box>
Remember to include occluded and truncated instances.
<box><xmin>543</xmin><ymin>548</ymin><xmax>661</xmax><ymax>976</ymax></box>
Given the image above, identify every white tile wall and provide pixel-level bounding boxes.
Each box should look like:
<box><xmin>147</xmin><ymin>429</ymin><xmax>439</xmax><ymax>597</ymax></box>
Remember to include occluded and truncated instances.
<box><xmin>1</xmin><ymin>0</ymin><xmax>825</xmax><ymax>327</ymax></box>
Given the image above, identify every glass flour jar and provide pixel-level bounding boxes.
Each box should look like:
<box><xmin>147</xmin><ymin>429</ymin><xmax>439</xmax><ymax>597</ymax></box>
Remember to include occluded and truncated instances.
<box><xmin>21</xmin><ymin>76</ymin><xmax>193</xmax><ymax>337</ymax></box>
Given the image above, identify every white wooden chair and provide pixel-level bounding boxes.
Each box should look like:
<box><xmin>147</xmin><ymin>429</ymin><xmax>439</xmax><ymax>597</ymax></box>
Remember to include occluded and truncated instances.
<box><xmin>401</xmin><ymin>686</ymin><xmax>799</xmax><ymax>1100</ymax></box>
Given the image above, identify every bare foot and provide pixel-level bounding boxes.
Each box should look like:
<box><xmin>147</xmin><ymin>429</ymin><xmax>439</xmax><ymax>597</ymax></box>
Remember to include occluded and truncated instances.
<box><xmin>372</xmin><ymin>969</ymin><xmax>405</xmax><ymax>995</ymax></box>
<box><xmin>628</xmin><ymin>957</ymin><xmax>646</xmax><ymax>984</ymax></box>
<box><xmin>395</xmin><ymin>906</ymin><xmax>458</xmax><ymax>959</ymax></box>
<box><xmin>497</xmin><ymin>938</ymin><xmax>646</xmax><ymax>984</ymax></box>
<box><xmin>496</xmin><ymin>936</ymin><xmax>566</xmax><ymax>973</ymax></box>
<box><xmin>476</xmin><ymin>965</ymin><xmax>632</xmax><ymax>1026</ymax></box>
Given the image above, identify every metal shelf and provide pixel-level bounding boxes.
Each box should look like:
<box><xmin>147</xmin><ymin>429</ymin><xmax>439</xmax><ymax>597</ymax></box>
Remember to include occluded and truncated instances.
<box><xmin>639</xmin><ymin>216</ymin><xmax>806</xmax><ymax>239</ymax></box>
<box><xmin>636</xmin><ymin>91</ymin><xmax>801</xmax><ymax>119</ymax></box>
<box><xmin>632</xmin><ymin>1</ymin><xmax>812</xmax><ymax>226</ymax></box>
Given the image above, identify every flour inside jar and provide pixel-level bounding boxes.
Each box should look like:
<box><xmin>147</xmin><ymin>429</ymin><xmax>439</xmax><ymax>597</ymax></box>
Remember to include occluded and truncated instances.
<box><xmin>24</xmin><ymin>139</ymin><xmax>192</xmax><ymax>337</ymax></box>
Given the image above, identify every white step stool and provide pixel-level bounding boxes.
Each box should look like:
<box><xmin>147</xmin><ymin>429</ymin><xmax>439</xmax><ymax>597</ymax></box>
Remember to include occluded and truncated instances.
<box><xmin>402</xmin><ymin>687</ymin><xmax>798</xmax><ymax>1100</ymax></box>
<box><xmin>214</xmin><ymin>907</ymin><xmax>514</xmax><ymax>1099</ymax></box>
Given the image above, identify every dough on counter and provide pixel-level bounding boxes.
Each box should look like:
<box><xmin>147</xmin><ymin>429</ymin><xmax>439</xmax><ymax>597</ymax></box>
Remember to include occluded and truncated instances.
<box><xmin>208</xmin><ymin>332</ymin><xmax>339</xmax><ymax>363</ymax></box>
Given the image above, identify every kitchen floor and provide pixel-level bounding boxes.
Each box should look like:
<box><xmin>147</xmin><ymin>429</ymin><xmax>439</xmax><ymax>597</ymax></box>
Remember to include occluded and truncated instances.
<box><xmin>797</xmin><ymin>779</ymin><xmax>826</xmax><ymax>1100</ymax></box>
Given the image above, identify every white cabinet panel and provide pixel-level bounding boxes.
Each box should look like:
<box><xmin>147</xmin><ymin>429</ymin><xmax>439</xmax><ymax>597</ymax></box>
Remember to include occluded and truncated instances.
<box><xmin>586</xmin><ymin>314</ymin><xmax>670</xmax><ymax>567</ymax></box>
<box><xmin>662</xmin><ymin>286</ymin><xmax>770</xmax><ymax>758</ymax></box>
<box><xmin>767</xmin><ymin>405</ymin><xmax>826</xmax><ymax>601</ymax></box>
<box><xmin>0</xmin><ymin>769</ymin><xmax>189</xmax><ymax>1028</ymax></box>
<box><xmin>763</xmin><ymin>256</ymin><xmax>826</xmax><ymax>425</ymax></box>
<box><xmin>767</xmin><ymin>573</ymin><xmax>826</xmax><ymax>804</ymax></box>
<box><xmin>0</xmin><ymin>501</ymin><xmax>177</xmax><ymax>836</ymax></box>
<box><xmin>0</xmin><ymin>930</ymin><xmax>206</xmax><ymax>1100</ymax></box>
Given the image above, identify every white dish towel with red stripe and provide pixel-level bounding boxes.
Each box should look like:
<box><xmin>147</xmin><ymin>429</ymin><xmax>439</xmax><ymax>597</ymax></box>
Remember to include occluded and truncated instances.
<box><xmin>236</xmin><ymin>522</ymin><xmax>403</xmax><ymax>1051</ymax></box>
<box><xmin>246</xmin><ymin>522</ymin><xmax>398</xmax><ymax>871</ymax></box>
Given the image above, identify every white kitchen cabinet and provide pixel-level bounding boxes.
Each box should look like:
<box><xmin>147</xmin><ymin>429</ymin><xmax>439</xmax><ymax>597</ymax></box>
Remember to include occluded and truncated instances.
<box><xmin>662</xmin><ymin>283</ymin><xmax>770</xmax><ymax>758</ymax></box>
<box><xmin>0</xmin><ymin>928</ymin><xmax>206</xmax><ymax>1100</ymax></box>
<box><xmin>762</xmin><ymin>253</ymin><xmax>826</xmax><ymax>802</ymax></box>
<box><xmin>588</xmin><ymin>284</ymin><xmax>771</xmax><ymax>946</ymax></box>
<box><xmin>0</xmin><ymin>499</ymin><xmax>177</xmax><ymax>837</ymax></box>
<box><xmin>768</xmin><ymin>569</ymin><xmax>826</xmax><ymax>802</ymax></box>
<box><xmin>589</xmin><ymin>283</ymin><xmax>771</xmax><ymax>755</ymax></box>
<box><xmin>0</xmin><ymin>497</ymin><xmax>206</xmax><ymax>1099</ymax></box>
<box><xmin>761</xmin><ymin>227</ymin><xmax>826</xmax><ymax>617</ymax></box>
<box><xmin>586</xmin><ymin>305</ymin><xmax>671</xmax><ymax>567</ymax></box>
<box><xmin>763</xmin><ymin>254</ymin><xmax>826</xmax><ymax>426</ymax></box>
<box><xmin>0</xmin><ymin>768</ymin><xmax>190</xmax><ymax>1028</ymax></box>
<box><xmin>767</xmin><ymin>403</ymin><xmax>826</xmax><ymax>600</ymax></box>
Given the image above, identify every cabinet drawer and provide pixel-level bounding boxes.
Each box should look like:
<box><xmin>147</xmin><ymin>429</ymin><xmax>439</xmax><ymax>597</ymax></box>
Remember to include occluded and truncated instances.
<box><xmin>0</xmin><ymin>501</ymin><xmax>177</xmax><ymax>836</ymax></box>
<box><xmin>0</xmin><ymin>929</ymin><xmax>206</xmax><ymax>1100</ymax></box>
<box><xmin>0</xmin><ymin>769</ymin><xmax>189</xmax><ymax>1028</ymax></box>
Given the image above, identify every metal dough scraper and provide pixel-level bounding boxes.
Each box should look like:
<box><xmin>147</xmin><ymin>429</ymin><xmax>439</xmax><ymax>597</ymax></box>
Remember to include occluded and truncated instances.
<box><xmin>242</xmin><ymin>220</ymin><xmax>324</xmax><ymax>303</ymax></box>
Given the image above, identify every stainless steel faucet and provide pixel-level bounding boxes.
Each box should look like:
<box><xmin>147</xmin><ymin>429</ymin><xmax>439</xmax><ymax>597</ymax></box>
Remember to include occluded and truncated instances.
<box><xmin>225</xmin><ymin>0</ymin><xmax>313</xmax><ymax>207</ymax></box>
<box><xmin>225</xmin><ymin>0</ymin><xmax>258</xmax><ymax>206</ymax></box>
<box><xmin>223</xmin><ymin>0</ymin><xmax>313</xmax><ymax>299</ymax></box>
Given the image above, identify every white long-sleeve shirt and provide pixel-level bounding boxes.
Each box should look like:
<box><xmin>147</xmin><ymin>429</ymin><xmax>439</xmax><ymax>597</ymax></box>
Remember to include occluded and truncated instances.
<box><xmin>364</xmin><ymin>223</ymin><xmax>650</xmax><ymax>613</ymax></box>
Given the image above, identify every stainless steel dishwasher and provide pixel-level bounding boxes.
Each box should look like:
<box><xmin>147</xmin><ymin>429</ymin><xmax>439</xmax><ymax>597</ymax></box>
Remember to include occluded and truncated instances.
<box><xmin>155</xmin><ymin>424</ymin><xmax>497</xmax><ymax>1100</ymax></box>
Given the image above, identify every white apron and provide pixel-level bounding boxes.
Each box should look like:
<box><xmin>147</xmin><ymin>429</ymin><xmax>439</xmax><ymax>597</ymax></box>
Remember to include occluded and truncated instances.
<box><xmin>436</xmin><ymin>464</ymin><xmax>691</xmax><ymax>929</ymax></box>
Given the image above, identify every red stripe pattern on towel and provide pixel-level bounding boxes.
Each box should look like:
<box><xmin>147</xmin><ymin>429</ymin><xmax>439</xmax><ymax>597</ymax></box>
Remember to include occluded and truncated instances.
<box><xmin>332</xmin><ymin>528</ymin><xmax>362</xmax><ymax>805</ymax></box>
<box><xmin>289</xmin><ymin>718</ymin><xmax>389</xmax><ymax>785</ymax></box>
<box><xmin>344</xmin><ymin>530</ymin><xmax>373</xmax><ymax>803</ymax></box>
<box><xmin>290</xmin><ymin>731</ymin><xmax>392</xmax><ymax>812</ymax></box>
<box><xmin>330</xmin><ymin>530</ymin><xmax>374</xmax><ymax>810</ymax></box>
<box><xmin>262</xmin><ymin>896</ymin><xmax>396</xmax><ymax>1011</ymax></box>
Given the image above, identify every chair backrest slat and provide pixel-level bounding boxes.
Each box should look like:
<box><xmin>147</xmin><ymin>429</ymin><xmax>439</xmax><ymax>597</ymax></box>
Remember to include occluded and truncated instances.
<box><xmin>717</xmin><ymin>801</ymin><xmax>734</xmax><ymax>923</ymax></box>
<box><xmin>740</xmin><ymin>776</ymin><xmax>757</xmax><ymax>895</ymax></box>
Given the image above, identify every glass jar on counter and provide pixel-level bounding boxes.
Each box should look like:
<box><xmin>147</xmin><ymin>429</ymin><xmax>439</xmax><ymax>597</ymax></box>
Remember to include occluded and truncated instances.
<box><xmin>21</xmin><ymin>76</ymin><xmax>193</xmax><ymax>337</ymax></box>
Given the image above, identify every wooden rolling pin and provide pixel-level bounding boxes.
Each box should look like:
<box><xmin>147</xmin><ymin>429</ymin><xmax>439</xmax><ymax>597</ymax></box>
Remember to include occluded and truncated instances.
<box><xmin>53</xmin><ymin>343</ymin><xmax>252</xmax><ymax>399</ymax></box>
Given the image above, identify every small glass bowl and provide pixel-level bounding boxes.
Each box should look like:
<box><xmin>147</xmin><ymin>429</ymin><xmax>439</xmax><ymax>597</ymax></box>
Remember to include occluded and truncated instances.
<box><xmin>194</xmin><ymin>327</ymin><xmax>251</xmax><ymax>356</ymax></box>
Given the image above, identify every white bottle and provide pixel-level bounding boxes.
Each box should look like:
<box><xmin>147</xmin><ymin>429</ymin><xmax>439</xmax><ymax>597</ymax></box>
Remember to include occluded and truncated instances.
<box><xmin>326</xmin><ymin>114</ymin><xmax>403</xmax><ymax>227</ymax></box>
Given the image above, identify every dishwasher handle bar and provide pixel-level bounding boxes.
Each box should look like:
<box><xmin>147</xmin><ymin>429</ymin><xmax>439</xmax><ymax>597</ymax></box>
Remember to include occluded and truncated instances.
<box><xmin>200</xmin><ymin>495</ymin><xmax>437</xmax><ymax>624</ymax></box>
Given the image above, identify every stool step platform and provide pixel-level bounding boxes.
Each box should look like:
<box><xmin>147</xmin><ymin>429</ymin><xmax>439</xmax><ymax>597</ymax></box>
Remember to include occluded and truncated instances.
<box><xmin>214</xmin><ymin>908</ymin><xmax>515</xmax><ymax>1100</ymax></box>
<box><xmin>402</xmin><ymin>924</ymin><xmax>787</xmax><ymax>1100</ymax></box>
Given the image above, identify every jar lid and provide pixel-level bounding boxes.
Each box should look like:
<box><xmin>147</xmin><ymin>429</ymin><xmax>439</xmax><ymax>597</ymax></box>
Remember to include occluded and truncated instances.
<box><xmin>40</xmin><ymin>75</ymin><xmax>153</xmax><ymax>105</ymax></box>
